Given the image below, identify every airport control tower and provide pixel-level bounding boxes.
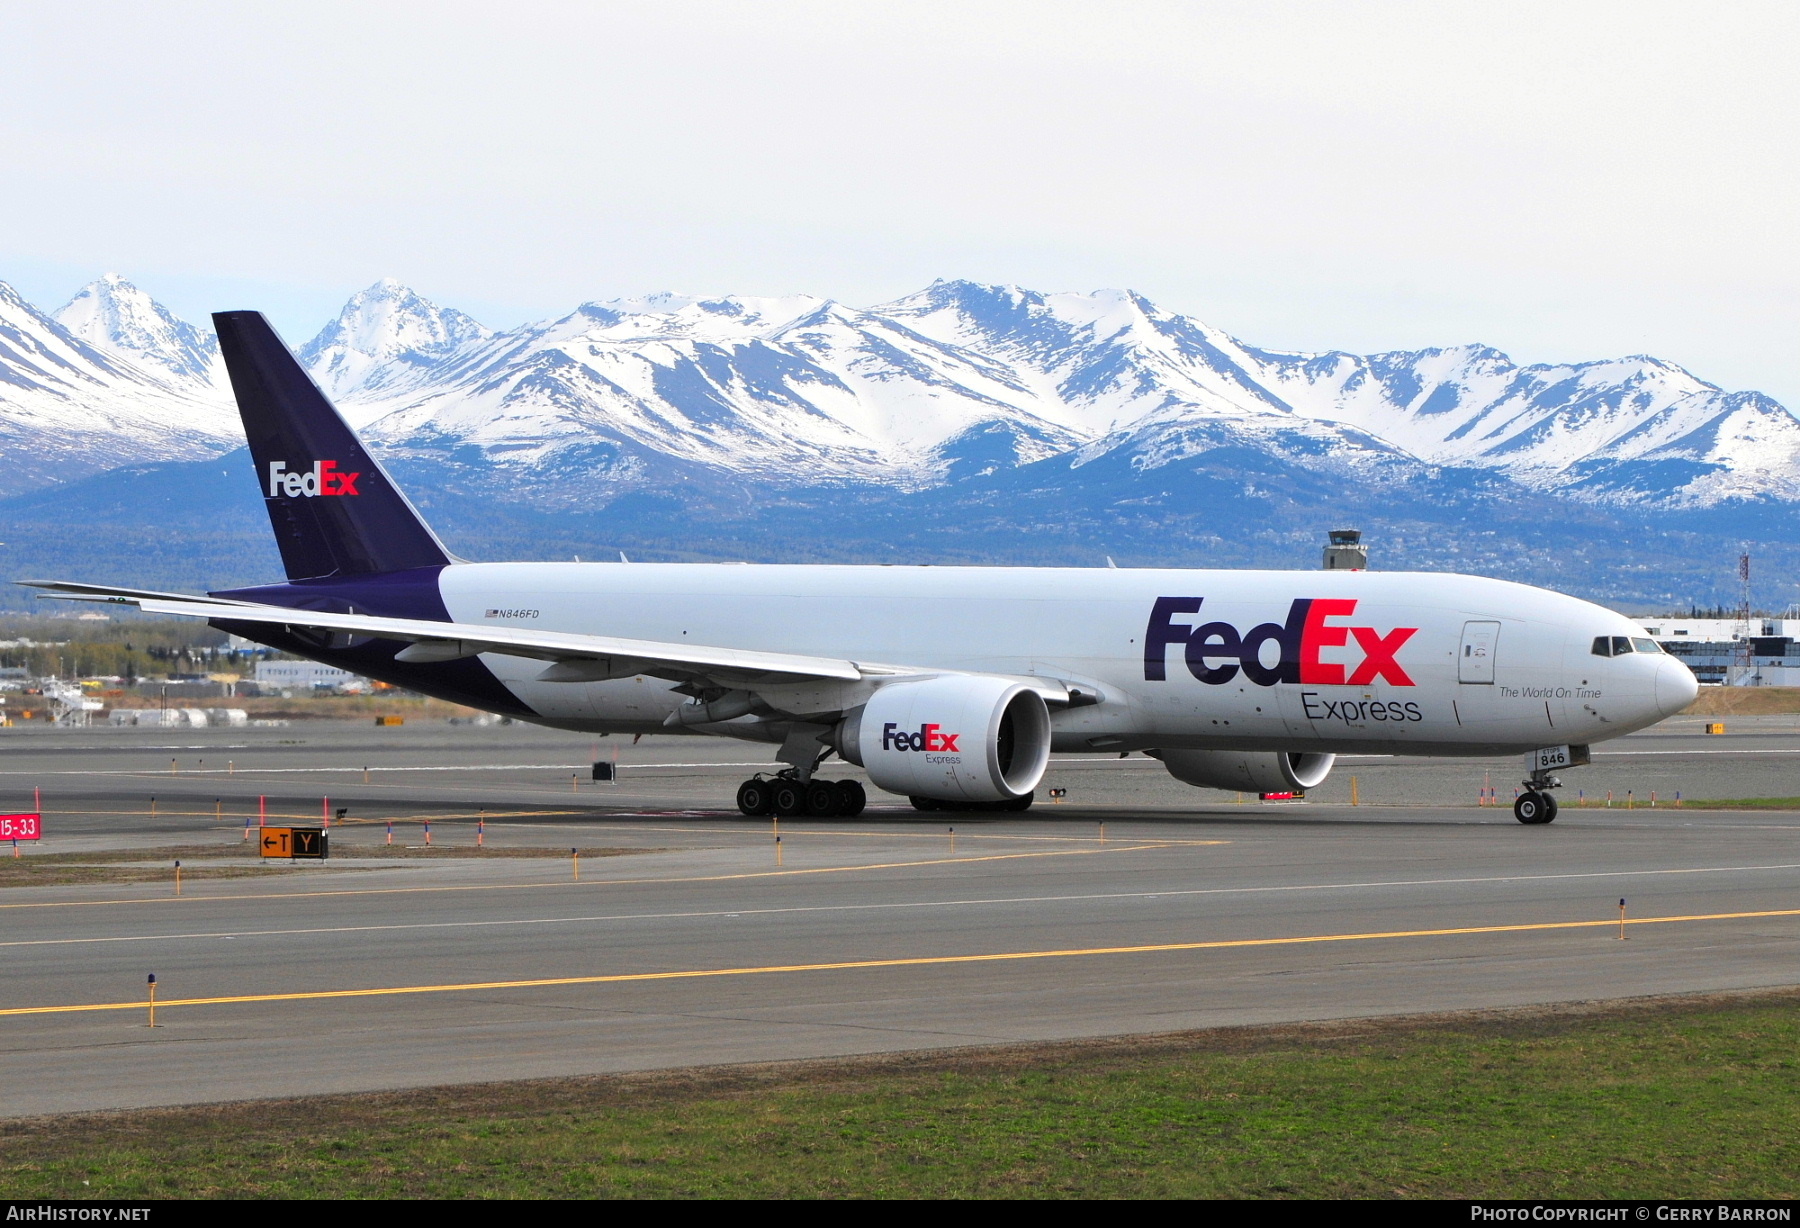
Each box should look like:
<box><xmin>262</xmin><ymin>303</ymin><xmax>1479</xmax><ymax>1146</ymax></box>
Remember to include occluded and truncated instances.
<box><xmin>1323</xmin><ymin>528</ymin><xmax>1368</xmax><ymax>571</ymax></box>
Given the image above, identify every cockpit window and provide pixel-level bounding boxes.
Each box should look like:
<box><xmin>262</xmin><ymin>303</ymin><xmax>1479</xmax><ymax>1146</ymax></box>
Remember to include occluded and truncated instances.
<box><xmin>1593</xmin><ymin>635</ymin><xmax>1653</xmax><ymax>658</ymax></box>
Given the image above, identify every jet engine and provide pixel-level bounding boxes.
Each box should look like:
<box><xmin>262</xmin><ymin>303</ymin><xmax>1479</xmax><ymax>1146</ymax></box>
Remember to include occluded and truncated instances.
<box><xmin>1152</xmin><ymin>749</ymin><xmax>1335</xmax><ymax>794</ymax></box>
<box><xmin>837</xmin><ymin>676</ymin><xmax>1051</xmax><ymax>803</ymax></box>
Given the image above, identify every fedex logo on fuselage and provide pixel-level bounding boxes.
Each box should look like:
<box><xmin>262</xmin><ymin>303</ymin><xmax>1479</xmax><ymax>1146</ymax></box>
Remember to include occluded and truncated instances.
<box><xmin>882</xmin><ymin>722</ymin><xmax>961</xmax><ymax>752</ymax></box>
<box><xmin>266</xmin><ymin>460</ymin><xmax>361</xmax><ymax>498</ymax></box>
<box><xmin>1145</xmin><ymin>597</ymin><xmax>1418</xmax><ymax>687</ymax></box>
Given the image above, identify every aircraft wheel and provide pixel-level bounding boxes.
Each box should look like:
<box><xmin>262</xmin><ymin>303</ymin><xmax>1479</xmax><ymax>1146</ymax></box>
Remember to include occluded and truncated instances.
<box><xmin>999</xmin><ymin>792</ymin><xmax>1034</xmax><ymax>813</ymax></box>
<box><xmin>803</xmin><ymin>780</ymin><xmax>840</xmax><ymax>817</ymax></box>
<box><xmin>1513</xmin><ymin>791</ymin><xmax>1556</xmax><ymax>824</ymax></box>
<box><xmin>773</xmin><ymin>781</ymin><xmax>806</xmax><ymax>817</ymax></box>
<box><xmin>909</xmin><ymin>795</ymin><xmax>942</xmax><ymax>812</ymax></box>
<box><xmin>736</xmin><ymin>778</ymin><xmax>774</xmax><ymax>817</ymax></box>
<box><xmin>836</xmin><ymin>780</ymin><xmax>867</xmax><ymax>817</ymax></box>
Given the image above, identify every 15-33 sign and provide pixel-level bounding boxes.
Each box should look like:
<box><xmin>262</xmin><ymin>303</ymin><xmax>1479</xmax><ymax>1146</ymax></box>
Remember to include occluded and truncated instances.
<box><xmin>0</xmin><ymin>814</ymin><xmax>41</xmax><ymax>841</ymax></box>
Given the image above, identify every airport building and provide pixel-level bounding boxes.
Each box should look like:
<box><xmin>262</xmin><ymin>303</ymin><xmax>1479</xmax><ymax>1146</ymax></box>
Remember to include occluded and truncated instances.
<box><xmin>253</xmin><ymin>660</ymin><xmax>364</xmax><ymax>691</ymax></box>
<box><xmin>1632</xmin><ymin>617</ymin><xmax>1800</xmax><ymax>686</ymax></box>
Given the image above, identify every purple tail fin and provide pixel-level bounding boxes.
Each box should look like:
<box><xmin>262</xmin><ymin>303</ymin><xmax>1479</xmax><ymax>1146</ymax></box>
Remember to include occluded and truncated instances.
<box><xmin>213</xmin><ymin>311</ymin><xmax>454</xmax><ymax>580</ymax></box>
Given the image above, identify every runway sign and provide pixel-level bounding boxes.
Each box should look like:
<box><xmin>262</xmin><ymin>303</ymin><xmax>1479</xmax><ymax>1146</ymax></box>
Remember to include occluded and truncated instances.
<box><xmin>0</xmin><ymin>814</ymin><xmax>41</xmax><ymax>840</ymax></box>
<box><xmin>259</xmin><ymin>826</ymin><xmax>328</xmax><ymax>859</ymax></box>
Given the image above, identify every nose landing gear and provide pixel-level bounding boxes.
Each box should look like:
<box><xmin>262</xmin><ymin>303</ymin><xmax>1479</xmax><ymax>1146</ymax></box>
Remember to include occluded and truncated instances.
<box><xmin>736</xmin><ymin>774</ymin><xmax>865</xmax><ymax>818</ymax></box>
<box><xmin>1513</xmin><ymin>790</ymin><xmax>1558</xmax><ymax>824</ymax></box>
<box><xmin>1513</xmin><ymin>770</ymin><xmax>1563</xmax><ymax>825</ymax></box>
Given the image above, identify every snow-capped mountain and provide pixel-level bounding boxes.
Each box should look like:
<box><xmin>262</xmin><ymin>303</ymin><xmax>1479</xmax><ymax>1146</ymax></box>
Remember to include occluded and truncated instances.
<box><xmin>55</xmin><ymin>273</ymin><xmax>220</xmax><ymax>386</ymax></box>
<box><xmin>5</xmin><ymin>273</ymin><xmax>1799</xmax><ymax>518</ymax></box>
<box><xmin>1249</xmin><ymin>343</ymin><xmax>1800</xmax><ymax>507</ymax></box>
<box><xmin>0</xmin><ymin>280</ymin><xmax>236</xmax><ymax>498</ymax></box>
<box><xmin>882</xmin><ymin>280</ymin><xmax>1800</xmax><ymax>507</ymax></box>
<box><xmin>348</xmin><ymin>291</ymin><xmax>1087</xmax><ymax>493</ymax></box>
<box><xmin>298</xmin><ymin>279</ymin><xmax>492</xmax><ymax>404</ymax></box>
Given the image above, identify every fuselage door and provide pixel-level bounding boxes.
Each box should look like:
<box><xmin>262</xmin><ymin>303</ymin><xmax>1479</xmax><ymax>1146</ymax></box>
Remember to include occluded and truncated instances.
<box><xmin>1458</xmin><ymin>620</ymin><xmax>1500</xmax><ymax>684</ymax></box>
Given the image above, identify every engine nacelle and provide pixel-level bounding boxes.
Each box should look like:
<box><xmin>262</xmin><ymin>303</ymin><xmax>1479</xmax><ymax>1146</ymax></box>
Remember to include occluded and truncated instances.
<box><xmin>838</xmin><ymin>676</ymin><xmax>1051</xmax><ymax>803</ymax></box>
<box><xmin>1154</xmin><ymin>749</ymin><xmax>1335</xmax><ymax>794</ymax></box>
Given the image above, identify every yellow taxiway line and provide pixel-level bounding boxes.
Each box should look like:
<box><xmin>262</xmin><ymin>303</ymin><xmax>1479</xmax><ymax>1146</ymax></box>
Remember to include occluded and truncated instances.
<box><xmin>6</xmin><ymin>905</ymin><xmax>1797</xmax><ymax>1019</ymax></box>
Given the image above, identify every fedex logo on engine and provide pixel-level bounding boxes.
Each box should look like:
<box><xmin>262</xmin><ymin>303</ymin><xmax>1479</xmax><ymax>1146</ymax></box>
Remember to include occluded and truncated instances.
<box><xmin>882</xmin><ymin>722</ymin><xmax>961</xmax><ymax>752</ymax></box>
<box><xmin>266</xmin><ymin>460</ymin><xmax>361</xmax><ymax>498</ymax></box>
<box><xmin>1145</xmin><ymin>597</ymin><xmax>1418</xmax><ymax>687</ymax></box>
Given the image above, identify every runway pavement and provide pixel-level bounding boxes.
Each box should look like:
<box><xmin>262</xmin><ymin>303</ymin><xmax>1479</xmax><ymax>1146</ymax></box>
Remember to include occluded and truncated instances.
<box><xmin>2</xmin><ymin>713</ymin><xmax>1800</xmax><ymax>1115</ymax></box>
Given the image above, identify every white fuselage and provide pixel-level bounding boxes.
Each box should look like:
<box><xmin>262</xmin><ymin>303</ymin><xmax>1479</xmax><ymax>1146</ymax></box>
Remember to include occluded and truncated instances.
<box><xmin>434</xmin><ymin>562</ymin><xmax>1696</xmax><ymax>756</ymax></box>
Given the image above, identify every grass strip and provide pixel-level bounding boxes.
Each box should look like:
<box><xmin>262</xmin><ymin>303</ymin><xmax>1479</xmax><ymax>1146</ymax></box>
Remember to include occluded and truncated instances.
<box><xmin>1676</xmin><ymin>798</ymin><xmax>1800</xmax><ymax>810</ymax></box>
<box><xmin>0</xmin><ymin>863</ymin><xmax>285</xmax><ymax>888</ymax></box>
<box><xmin>4</xmin><ymin>991</ymin><xmax>1800</xmax><ymax>1198</ymax></box>
<box><xmin>1681</xmin><ymin>687</ymin><xmax>1800</xmax><ymax>715</ymax></box>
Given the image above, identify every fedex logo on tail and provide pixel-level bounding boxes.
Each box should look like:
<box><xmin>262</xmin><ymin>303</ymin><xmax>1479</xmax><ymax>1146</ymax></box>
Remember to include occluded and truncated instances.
<box><xmin>1145</xmin><ymin>597</ymin><xmax>1418</xmax><ymax>687</ymax></box>
<box><xmin>266</xmin><ymin>460</ymin><xmax>361</xmax><ymax>498</ymax></box>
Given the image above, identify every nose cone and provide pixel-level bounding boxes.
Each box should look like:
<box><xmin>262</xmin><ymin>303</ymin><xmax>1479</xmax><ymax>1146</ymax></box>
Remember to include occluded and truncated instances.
<box><xmin>1656</xmin><ymin>655</ymin><xmax>1700</xmax><ymax>717</ymax></box>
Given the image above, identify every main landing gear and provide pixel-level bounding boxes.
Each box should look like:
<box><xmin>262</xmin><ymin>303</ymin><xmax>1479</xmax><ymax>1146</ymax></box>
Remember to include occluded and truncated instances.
<box><xmin>910</xmin><ymin>793</ymin><xmax>1035</xmax><ymax>814</ymax></box>
<box><xmin>737</xmin><ymin>774</ymin><xmax>866</xmax><ymax>818</ymax></box>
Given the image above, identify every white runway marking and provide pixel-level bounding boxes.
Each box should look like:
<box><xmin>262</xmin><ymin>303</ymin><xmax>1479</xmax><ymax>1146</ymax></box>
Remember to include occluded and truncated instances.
<box><xmin>11</xmin><ymin>860</ymin><xmax>1800</xmax><ymax>950</ymax></box>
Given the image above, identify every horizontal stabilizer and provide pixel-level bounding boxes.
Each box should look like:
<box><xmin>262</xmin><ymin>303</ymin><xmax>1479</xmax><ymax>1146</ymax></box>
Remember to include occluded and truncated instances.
<box><xmin>18</xmin><ymin>579</ymin><xmax>258</xmax><ymax>606</ymax></box>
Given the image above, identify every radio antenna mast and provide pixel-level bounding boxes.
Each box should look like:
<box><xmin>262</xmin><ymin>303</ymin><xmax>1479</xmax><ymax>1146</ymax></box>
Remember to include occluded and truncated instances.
<box><xmin>1737</xmin><ymin>550</ymin><xmax>1755</xmax><ymax>685</ymax></box>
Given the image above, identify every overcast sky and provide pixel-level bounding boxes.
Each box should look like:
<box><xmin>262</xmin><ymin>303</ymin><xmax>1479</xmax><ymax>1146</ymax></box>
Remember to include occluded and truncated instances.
<box><xmin>2</xmin><ymin>2</ymin><xmax>1795</xmax><ymax>402</ymax></box>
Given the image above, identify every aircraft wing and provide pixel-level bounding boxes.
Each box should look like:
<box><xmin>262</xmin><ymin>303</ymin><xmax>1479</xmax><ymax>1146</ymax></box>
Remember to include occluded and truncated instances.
<box><xmin>139</xmin><ymin>596</ymin><xmax>870</xmax><ymax>682</ymax></box>
<box><xmin>20</xmin><ymin>581</ymin><xmax>1084</xmax><ymax>705</ymax></box>
<box><xmin>20</xmin><ymin>580</ymin><xmax>863</xmax><ymax>680</ymax></box>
